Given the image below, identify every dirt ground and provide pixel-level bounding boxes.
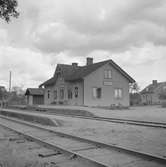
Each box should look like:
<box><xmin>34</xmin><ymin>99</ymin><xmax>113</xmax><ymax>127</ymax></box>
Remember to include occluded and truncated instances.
<box><xmin>1</xmin><ymin>105</ymin><xmax>166</xmax><ymax>166</ymax></box>
<box><xmin>44</xmin><ymin>113</ymin><xmax>166</xmax><ymax>158</ymax></box>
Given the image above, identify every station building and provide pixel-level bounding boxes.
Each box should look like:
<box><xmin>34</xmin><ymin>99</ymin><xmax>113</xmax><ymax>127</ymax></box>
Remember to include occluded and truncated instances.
<box><xmin>40</xmin><ymin>58</ymin><xmax>135</xmax><ymax>107</ymax></box>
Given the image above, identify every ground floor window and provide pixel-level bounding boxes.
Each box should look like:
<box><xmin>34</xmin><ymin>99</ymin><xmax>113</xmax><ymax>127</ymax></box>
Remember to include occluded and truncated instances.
<box><xmin>47</xmin><ymin>90</ymin><xmax>50</xmax><ymax>99</ymax></box>
<box><xmin>60</xmin><ymin>88</ymin><xmax>64</xmax><ymax>99</ymax></box>
<box><xmin>93</xmin><ymin>87</ymin><xmax>102</xmax><ymax>98</ymax></box>
<box><xmin>68</xmin><ymin>89</ymin><xmax>72</xmax><ymax>99</ymax></box>
<box><xmin>114</xmin><ymin>88</ymin><xmax>122</xmax><ymax>99</ymax></box>
<box><xmin>75</xmin><ymin>87</ymin><xmax>78</xmax><ymax>98</ymax></box>
<box><xmin>54</xmin><ymin>90</ymin><xmax>57</xmax><ymax>99</ymax></box>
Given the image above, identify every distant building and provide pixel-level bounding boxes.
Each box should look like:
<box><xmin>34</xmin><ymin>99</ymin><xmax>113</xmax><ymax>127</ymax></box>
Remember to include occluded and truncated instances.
<box><xmin>25</xmin><ymin>88</ymin><xmax>44</xmax><ymax>105</ymax></box>
<box><xmin>140</xmin><ymin>80</ymin><xmax>166</xmax><ymax>105</ymax></box>
<box><xmin>40</xmin><ymin>58</ymin><xmax>135</xmax><ymax>107</ymax></box>
<box><xmin>0</xmin><ymin>86</ymin><xmax>6</xmax><ymax>93</ymax></box>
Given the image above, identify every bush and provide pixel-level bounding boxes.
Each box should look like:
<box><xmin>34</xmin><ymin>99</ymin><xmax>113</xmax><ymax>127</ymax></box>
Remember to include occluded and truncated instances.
<box><xmin>161</xmin><ymin>101</ymin><xmax>166</xmax><ymax>108</ymax></box>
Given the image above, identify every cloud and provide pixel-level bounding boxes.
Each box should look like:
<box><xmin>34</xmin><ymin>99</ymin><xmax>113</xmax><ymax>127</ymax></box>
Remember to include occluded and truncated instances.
<box><xmin>0</xmin><ymin>0</ymin><xmax>166</xmax><ymax>89</ymax></box>
<box><xmin>27</xmin><ymin>0</ymin><xmax>166</xmax><ymax>54</ymax></box>
<box><xmin>0</xmin><ymin>46</ymin><xmax>54</xmax><ymax>88</ymax></box>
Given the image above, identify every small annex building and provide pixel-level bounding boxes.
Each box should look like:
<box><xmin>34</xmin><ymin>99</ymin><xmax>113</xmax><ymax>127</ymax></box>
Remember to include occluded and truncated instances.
<box><xmin>40</xmin><ymin>58</ymin><xmax>135</xmax><ymax>107</ymax></box>
<box><xmin>25</xmin><ymin>88</ymin><xmax>44</xmax><ymax>105</ymax></box>
<box><xmin>140</xmin><ymin>80</ymin><xmax>166</xmax><ymax>105</ymax></box>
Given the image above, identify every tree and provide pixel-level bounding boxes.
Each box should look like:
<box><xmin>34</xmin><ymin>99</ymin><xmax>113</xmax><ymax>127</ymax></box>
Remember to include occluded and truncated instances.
<box><xmin>129</xmin><ymin>82</ymin><xmax>140</xmax><ymax>94</ymax></box>
<box><xmin>0</xmin><ymin>86</ymin><xmax>7</xmax><ymax>100</ymax></box>
<box><xmin>0</xmin><ymin>0</ymin><xmax>19</xmax><ymax>22</ymax></box>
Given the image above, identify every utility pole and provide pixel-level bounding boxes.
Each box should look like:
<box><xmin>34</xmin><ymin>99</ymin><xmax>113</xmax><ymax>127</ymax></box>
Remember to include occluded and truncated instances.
<box><xmin>9</xmin><ymin>71</ymin><xmax>12</xmax><ymax>92</ymax></box>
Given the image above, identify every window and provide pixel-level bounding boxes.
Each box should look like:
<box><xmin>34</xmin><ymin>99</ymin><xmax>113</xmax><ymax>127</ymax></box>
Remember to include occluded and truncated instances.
<box><xmin>104</xmin><ymin>70</ymin><xmax>112</xmax><ymax>79</ymax></box>
<box><xmin>114</xmin><ymin>88</ymin><xmax>122</xmax><ymax>99</ymax></box>
<box><xmin>60</xmin><ymin>88</ymin><xmax>64</xmax><ymax>99</ymax></box>
<box><xmin>93</xmin><ymin>87</ymin><xmax>102</xmax><ymax>98</ymax></box>
<box><xmin>47</xmin><ymin>90</ymin><xmax>50</xmax><ymax>99</ymax></box>
<box><xmin>68</xmin><ymin>89</ymin><xmax>72</xmax><ymax>99</ymax></box>
<box><xmin>54</xmin><ymin>90</ymin><xmax>57</xmax><ymax>99</ymax></box>
<box><xmin>75</xmin><ymin>87</ymin><xmax>78</xmax><ymax>98</ymax></box>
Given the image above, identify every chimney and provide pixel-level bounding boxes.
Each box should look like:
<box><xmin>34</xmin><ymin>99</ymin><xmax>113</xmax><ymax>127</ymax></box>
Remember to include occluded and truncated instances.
<box><xmin>86</xmin><ymin>57</ymin><xmax>93</xmax><ymax>66</ymax></box>
<box><xmin>152</xmin><ymin>80</ymin><xmax>157</xmax><ymax>86</ymax></box>
<box><xmin>72</xmin><ymin>63</ymin><xmax>78</xmax><ymax>68</ymax></box>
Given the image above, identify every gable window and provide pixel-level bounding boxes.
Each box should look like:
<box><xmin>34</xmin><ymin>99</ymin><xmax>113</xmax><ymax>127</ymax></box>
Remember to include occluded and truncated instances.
<box><xmin>93</xmin><ymin>87</ymin><xmax>102</xmax><ymax>99</ymax></box>
<box><xmin>114</xmin><ymin>88</ymin><xmax>122</xmax><ymax>99</ymax></box>
<box><xmin>57</xmin><ymin>68</ymin><xmax>62</xmax><ymax>78</ymax></box>
<box><xmin>68</xmin><ymin>89</ymin><xmax>72</xmax><ymax>99</ymax></box>
<box><xmin>47</xmin><ymin>90</ymin><xmax>50</xmax><ymax>99</ymax></box>
<box><xmin>60</xmin><ymin>88</ymin><xmax>64</xmax><ymax>99</ymax></box>
<box><xmin>54</xmin><ymin>90</ymin><xmax>57</xmax><ymax>99</ymax></box>
<box><xmin>75</xmin><ymin>87</ymin><xmax>78</xmax><ymax>98</ymax></box>
<box><xmin>104</xmin><ymin>70</ymin><xmax>112</xmax><ymax>79</ymax></box>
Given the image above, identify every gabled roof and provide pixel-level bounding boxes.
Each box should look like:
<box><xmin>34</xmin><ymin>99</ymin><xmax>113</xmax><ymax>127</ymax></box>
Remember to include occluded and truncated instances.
<box><xmin>40</xmin><ymin>59</ymin><xmax>135</xmax><ymax>87</ymax></box>
<box><xmin>141</xmin><ymin>82</ymin><xmax>166</xmax><ymax>94</ymax></box>
<box><xmin>25</xmin><ymin>88</ymin><xmax>44</xmax><ymax>96</ymax></box>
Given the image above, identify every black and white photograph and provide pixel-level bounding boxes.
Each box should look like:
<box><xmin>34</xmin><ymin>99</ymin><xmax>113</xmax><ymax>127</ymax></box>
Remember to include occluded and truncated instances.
<box><xmin>0</xmin><ymin>0</ymin><xmax>166</xmax><ymax>166</ymax></box>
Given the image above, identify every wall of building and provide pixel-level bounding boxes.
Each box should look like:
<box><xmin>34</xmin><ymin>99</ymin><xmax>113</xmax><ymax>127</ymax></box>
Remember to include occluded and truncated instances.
<box><xmin>44</xmin><ymin>77</ymin><xmax>84</xmax><ymax>105</ymax></box>
<box><xmin>84</xmin><ymin>63</ymin><xmax>130</xmax><ymax>107</ymax></box>
<box><xmin>27</xmin><ymin>95</ymin><xmax>33</xmax><ymax>105</ymax></box>
<box><xmin>141</xmin><ymin>93</ymin><xmax>153</xmax><ymax>104</ymax></box>
<box><xmin>33</xmin><ymin>95</ymin><xmax>44</xmax><ymax>105</ymax></box>
<box><xmin>141</xmin><ymin>84</ymin><xmax>166</xmax><ymax>105</ymax></box>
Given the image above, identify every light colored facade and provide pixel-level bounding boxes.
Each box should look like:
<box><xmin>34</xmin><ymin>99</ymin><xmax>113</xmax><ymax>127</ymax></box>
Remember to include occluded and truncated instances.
<box><xmin>40</xmin><ymin>58</ymin><xmax>135</xmax><ymax>107</ymax></box>
<box><xmin>141</xmin><ymin>80</ymin><xmax>166</xmax><ymax>105</ymax></box>
<box><xmin>84</xmin><ymin>63</ymin><xmax>130</xmax><ymax>106</ymax></box>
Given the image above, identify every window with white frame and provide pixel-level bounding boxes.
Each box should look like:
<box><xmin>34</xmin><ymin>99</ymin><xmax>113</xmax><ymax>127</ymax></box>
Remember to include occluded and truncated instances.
<box><xmin>47</xmin><ymin>90</ymin><xmax>50</xmax><ymax>99</ymax></box>
<box><xmin>93</xmin><ymin>87</ymin><xmax>102</xmax><ymax>98</ymax></box>
<box><xmin>75</xmin><ymin>87</ymin><xmax>78</xmax><ymax>98</ymax></box>
<box><xmin>60</xmin><ymin>88</ymin><xmax>64</xmax><ymax>99</ymax></box>
<box><xmin>104</xmin><ymin>70</ymin><xmax>112</xmax><ymax>79</ymax></box>
<box><xmin>114</xmin><ymin>88</ymin><xmax>122</xmax><ymax>99</ymax></box>
<box><xmin>54</xmin><ymin>90</ymin><xmax>57</xmax><ymax>99</ymax></box>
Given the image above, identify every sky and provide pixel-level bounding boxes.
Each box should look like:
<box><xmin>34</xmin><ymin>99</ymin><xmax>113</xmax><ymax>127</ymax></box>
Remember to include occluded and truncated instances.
<box><xmin>0</xmin><ymin>0</ymin><xmax>166</xmax><ymax>90</ymax></box>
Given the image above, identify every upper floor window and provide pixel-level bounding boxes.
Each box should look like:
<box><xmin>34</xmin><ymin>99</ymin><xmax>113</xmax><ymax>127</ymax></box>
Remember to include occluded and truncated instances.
<box><xmin>54</xmin><ymin>90</ymin><xmax>57</xmax><ymax>99</ymax></box>
<box><xmin>114</xmin><ymin>88</ymin><xmax>122</xmax><ymax>99</ymax></box>
<box><xmin>104</xmin><ymin>70</ymin><xmax>112</xmax><ymax>79</ymax></box>
<box><xmin>68</xmin><ymin>89</ymin><xmax>72</xmax><ymax>99</ymax></box>
<box><xmin>47</xmin><ymin>90</ymin><xmax>50</xmax><ymax>99</ymax></box>
<box><xmin>75</xmin><ymin>87</ymin><xmax>78</xmax><ymax>98</ymax></box>
<box><xmin>93</xmin><ymin>87</ymin><xmax>102</xmax><ymax>99</ymax></box>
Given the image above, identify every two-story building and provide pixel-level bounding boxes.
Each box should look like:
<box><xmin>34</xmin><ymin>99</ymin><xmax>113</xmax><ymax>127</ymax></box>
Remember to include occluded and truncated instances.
<box><xmin>40</xmin><ymin>58</ymin><xmax>135</xmax><ymax>107</ymax></box>
<box><xmin>140</xmin><ymin>80</ymin><xmax>166</xmax><ymax>105</ymax></box>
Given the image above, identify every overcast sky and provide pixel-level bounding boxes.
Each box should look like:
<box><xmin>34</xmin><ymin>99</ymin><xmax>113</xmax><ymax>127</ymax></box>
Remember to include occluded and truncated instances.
<box><xmin>0</xmin><ymin>0</ymin><xmax>166</xmax><ymax>90</ymax></box>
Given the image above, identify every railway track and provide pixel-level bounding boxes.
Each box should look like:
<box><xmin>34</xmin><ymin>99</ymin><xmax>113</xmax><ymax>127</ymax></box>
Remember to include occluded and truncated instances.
<box><xmin>0</xmin><ymin>115</ymin><xmax>166</xmax><ymax>167</ymax></box>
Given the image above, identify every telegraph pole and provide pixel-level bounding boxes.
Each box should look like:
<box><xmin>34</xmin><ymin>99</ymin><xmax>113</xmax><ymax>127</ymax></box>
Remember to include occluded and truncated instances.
<box><xmin>9</xmin><ymin>71</ymin><xmax>12</xmax><ymax>92</ymax></box>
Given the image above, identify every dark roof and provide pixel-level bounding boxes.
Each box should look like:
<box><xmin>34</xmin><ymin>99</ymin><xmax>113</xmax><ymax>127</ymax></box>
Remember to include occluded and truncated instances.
<box><xmin>141</xmin><ymin>82</ymin><xmax>166</xmax><ymax>94</ymax></box>
<box><xmin>25</xmin><ymin>88</ymin><xmax>44</xmax><ymax>96</ymax></box>
<box><xmin>40</xmin><ymin>59</ymin><xmax>135</xmax><ymax>87</ymax></box>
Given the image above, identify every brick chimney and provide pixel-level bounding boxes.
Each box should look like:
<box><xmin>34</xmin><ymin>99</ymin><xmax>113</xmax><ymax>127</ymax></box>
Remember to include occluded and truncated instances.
<box><xmin>72</xmin><ymin>63</ymin><xmax>78</xmax><ymax>68</ymax></box>
<box><xmin>152</xmin><ymin>80</ymin><xmax>157</xmax><ymax>86</ymax></box>
<box><xmin>86</xmin><ymin>57</ymin><xmax>93</xmax><ymax>66</ymax></box>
